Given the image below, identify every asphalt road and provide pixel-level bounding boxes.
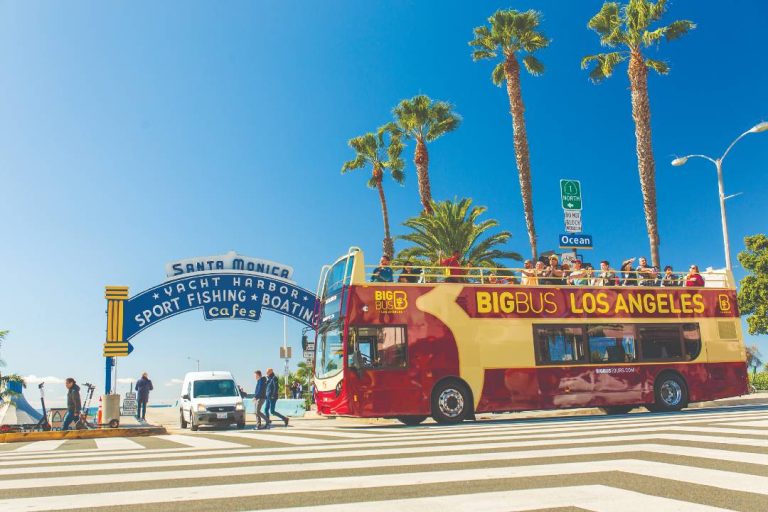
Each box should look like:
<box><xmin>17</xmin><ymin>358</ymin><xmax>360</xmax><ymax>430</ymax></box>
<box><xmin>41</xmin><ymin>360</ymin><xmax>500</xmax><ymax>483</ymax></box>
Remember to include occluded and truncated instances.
<box><xmin>0</xmin><ymin>404</ymin><xmax>766</xmax><ymax>511</ymax></box>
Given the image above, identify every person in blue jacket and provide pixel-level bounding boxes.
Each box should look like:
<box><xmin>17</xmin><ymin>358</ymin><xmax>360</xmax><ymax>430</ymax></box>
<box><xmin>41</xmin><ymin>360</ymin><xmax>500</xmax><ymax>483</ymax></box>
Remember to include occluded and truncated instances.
<box><xmin>135</xmin><ymin>372</ymin><xmax>153</xmax><ymax>421</ymax></box>
<box><xmin>253</xmin><ymin>370</ymin><xmax>269</xmax><ymax>429</ymax></box>
<box><xmin>264</xmin><ymin>368</ymin><xmax>289</xmax><ymax>428</ymax></box>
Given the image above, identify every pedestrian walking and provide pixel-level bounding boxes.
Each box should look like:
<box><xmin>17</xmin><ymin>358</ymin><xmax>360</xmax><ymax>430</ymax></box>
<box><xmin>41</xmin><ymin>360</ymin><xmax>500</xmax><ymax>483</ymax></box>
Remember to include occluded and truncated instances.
<box><xmin>62</xmin><ymin>378</ymin><xmax>81</xmax><ymax>431</ymax></box>
<box><xmin>253</xmin><ymin>370</ymin><xmax>268</xmax><ymax>429</ymax></box>
<box><xmin>135</xmin><ymin>372</ymin><xmax>153</xmax><ymax>421</ymax></box>
<box><xmin>264</xmin><ymin>368</ymin><xmax>289</xmax><ymax>428</ymax></box>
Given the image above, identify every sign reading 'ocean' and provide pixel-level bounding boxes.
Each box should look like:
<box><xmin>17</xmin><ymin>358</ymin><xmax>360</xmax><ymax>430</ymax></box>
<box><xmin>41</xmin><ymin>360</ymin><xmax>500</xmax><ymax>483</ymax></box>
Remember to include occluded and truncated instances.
<box><xmin>165</xmin><ymin>251</ymin><xmax>294</xmax><ymax>280</ymax></box>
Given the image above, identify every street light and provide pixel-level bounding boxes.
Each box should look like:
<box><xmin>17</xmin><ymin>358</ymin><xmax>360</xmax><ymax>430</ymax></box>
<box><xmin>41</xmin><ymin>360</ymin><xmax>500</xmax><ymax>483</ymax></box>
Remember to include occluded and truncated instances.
<box><xmin>671</xmin><ymin>121</ymin><xmax>768</xmax><ymax>271</ymax></box>
<box><xmin>187</xmin><ymin>356</ymin><xmax>200</xmax><ymax>371</ymax></box>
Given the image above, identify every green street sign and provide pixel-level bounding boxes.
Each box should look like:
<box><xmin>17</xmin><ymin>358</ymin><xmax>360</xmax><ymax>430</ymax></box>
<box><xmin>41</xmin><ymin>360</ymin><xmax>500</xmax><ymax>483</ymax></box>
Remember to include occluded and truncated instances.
<box><xmin>560</xmin><ymin>179</ymin><xmax>582</xmax><ymax>210</ymax></box>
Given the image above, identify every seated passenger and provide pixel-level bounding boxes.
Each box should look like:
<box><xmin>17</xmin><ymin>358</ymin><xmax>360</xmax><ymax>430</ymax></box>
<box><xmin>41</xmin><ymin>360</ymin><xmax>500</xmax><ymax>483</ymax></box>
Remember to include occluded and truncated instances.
<box><xmin>567</xmin><ymin>259</ymin><xmax>589</xmax><ymax>286</ymax></box>
<box><xmin>684</xmin><ymin>265</ymin><xmax>705</xmax><ymax>287</ymax></box>
<box><xmin>520</xmin><ymin>260</ymin><xmax>536</xmax><ymax>285</ymax></box>
<box><xmin>597</xmin><ymin>260</ymin><xmax>617</xmax><ymax>286</ymax></box>
<box><xmin>619</xmin><ymin>258</ymin><xmax>636</xmax><ymax>286</ymax></box>
<box><xmin>636</xmin><ymin>257</ymin><xmax>657</xmax><ymax>286</ymax></box>
<box><xmin>542</xmin><ymin>256</ymin><xmax>562</xmax><ymax>285</ymax></box>
<box><xmin>487</xmin><ymin>273</ymin><xmax>507</xmax><ymax>284</ymax></box>
<box><xmin>397</xmin><ymin>261</ymin><xmax>421</xmax><ymax>283</ymax></box>
<box><xmin>659</xmin><ymin>265</ymin><xmax>681</xmax><ymax>287</ymax></box>
<box><xmin>439</xmin><ymin>250</ymin><xmax>463</xmax><ymax>283</ymax></box>
<box><xmin>371</xmin><ymin>255</ymin><xmax>393</xmax><ymax>283</ymax></box>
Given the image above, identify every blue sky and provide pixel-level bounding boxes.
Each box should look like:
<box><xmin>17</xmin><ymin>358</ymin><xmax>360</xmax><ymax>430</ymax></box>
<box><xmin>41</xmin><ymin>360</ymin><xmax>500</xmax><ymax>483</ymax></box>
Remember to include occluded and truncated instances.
<box><xmin>1</xmin><ymin>1</ymin><xmax>767</xmax><ymax>405</ymax></box>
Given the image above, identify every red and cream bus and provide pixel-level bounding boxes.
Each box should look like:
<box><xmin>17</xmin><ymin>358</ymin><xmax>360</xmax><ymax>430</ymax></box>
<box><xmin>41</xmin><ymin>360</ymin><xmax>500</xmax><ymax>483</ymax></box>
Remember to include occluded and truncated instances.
<box><xmin>312</xmin><ymin>248</ymin><xmax>748</xmax><ymax>425</ymax></box>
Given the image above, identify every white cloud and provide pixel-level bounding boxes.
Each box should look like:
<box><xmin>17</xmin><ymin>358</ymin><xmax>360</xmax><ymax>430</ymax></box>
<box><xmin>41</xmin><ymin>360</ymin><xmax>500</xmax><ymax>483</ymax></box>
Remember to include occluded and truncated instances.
<box><xmin>23</xmin><ymin>375</ymin><xmax>66</xmax><ymax>385</ymax></box>
<box><xmin>165</xmin><ymin>378</ymin><xmax>184</xmax><ymax>387</ymax></box>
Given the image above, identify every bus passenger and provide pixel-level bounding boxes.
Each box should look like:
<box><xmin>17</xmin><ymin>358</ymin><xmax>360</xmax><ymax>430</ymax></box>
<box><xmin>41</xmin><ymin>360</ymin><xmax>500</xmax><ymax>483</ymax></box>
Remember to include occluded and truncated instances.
<box><xmin>440</xmin><ymin>250</ymin><xmax>463</xmax><ymax>283</ymax></box>
<box><xmin>543</xmin><ymin>256</ymin><xmax>563</xmax><ymax>285</ymax></box>
<box><xmin>619</xmin><ymin>258</ymin><xmax>636</xmax><ymax>285</ymax></box>
<box><xmin>567</xmin><ymin>260</ymin><xmax>589</xmax><ymax>286</ymax></box>
<box><xmin>660</xmin><ymin>265</ymin><xmax>681</xmax><ymax>287</ymax></box>
<box><xmin>371</xmin><ymin>256</ymin><xmax>393</xmax><ymax>282</ymax></box>
<box><xmin>636</xmin><ymin>257</ymin><xmax>657</xmax><ymax>286</ymax></box>
<box><xmin>684</xmin><ymin>265</ymin><xmax>705</xmax><ymax>287</ymax></box>
<box><xmin>520</xmin><ymin>260</ymin><xmax>537</xmax><ymax>286</ymax></box>
<box><xmin>597</xmin><ymin>260</ymin><xmax>617</xmax><ymax>286</ymax></box>
<box><xmin>398</xmin><ymin>261</ymin><xmax>421</xmax><ymax>283</ymax></box>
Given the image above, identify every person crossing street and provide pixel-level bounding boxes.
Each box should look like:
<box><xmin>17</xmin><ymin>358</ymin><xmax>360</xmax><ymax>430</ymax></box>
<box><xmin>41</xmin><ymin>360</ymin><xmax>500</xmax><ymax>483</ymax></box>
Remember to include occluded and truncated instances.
<box><xmin>264</xmin><ymin>368</ymin><xmax>288</xmax><ymax>428</ymax></box>
<box><xmin>253</xmin><ymin>370</ymin><xmax>269</xmax><ymax>429</ymax></box>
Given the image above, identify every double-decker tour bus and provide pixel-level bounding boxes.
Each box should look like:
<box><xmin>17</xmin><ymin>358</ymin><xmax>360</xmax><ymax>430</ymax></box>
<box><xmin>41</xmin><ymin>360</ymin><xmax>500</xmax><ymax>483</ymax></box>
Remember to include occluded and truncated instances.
<box><xmin>312</xmin><ymin>247</ymin><xmax>748</xmax><ymax>425</ymax></box>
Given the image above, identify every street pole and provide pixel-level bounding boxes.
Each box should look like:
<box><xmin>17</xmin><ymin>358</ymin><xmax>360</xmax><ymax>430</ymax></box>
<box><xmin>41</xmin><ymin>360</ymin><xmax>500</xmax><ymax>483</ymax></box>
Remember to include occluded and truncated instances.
<box><xmin>283</xmin><ymin>316</ymin><xmax>289</xmax><ymax>400</ymax></box>
<box><xmin>715</xmin><ymin>159</ymin><xmax>732</xmax><ymax>271</ymax></box>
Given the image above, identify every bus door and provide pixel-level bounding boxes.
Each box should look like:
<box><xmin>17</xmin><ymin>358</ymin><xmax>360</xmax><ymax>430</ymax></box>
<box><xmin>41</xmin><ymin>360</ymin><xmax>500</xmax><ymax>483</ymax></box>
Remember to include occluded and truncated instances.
<box><xmin>347</xmin><ymin>325</ymin><xmax>419</xmax><ymax>415</ymax></box>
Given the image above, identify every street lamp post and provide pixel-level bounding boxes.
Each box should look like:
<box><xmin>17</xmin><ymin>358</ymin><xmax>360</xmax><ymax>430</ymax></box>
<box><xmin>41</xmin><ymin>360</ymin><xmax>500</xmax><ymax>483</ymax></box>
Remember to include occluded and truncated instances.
<box><xmin>672</xmin><ymin>121</ymin><xmax>768</xmax><ymax>271</ymax></box>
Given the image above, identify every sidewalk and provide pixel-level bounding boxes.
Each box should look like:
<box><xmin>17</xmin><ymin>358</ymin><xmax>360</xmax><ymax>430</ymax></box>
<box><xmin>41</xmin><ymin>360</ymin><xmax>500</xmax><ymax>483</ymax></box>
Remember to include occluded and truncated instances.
<box><xmin>0</xmin><ymin>415</ymin><xmax>167</xmax><ymax>444</ymax></box>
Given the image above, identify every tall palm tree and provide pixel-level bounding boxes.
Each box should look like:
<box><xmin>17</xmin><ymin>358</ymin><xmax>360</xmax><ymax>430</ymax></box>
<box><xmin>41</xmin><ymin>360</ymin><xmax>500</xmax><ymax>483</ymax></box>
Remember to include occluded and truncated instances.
<box><xmin>391</xmin><ymin>95</ymin><xmax>461</xmax><ymax>215</ymax></box>
<box><xmin>469</xmin><ymin>9</ymin><xmax>550</xmax><ymax>261</ymax></box>
<box><xmin>342</xmin><ymin>126</ymin><xmax>405</xmax><ymax>259</ymax></box>
<box><xmin>582</xmin><ymin>0</ymin><xmax>694</xmax><ymax>268</ymax></box>
<box><xmin>397</xmin><ymin>198</ymin><xmax>522</xmax><ymax>268</ymax></box>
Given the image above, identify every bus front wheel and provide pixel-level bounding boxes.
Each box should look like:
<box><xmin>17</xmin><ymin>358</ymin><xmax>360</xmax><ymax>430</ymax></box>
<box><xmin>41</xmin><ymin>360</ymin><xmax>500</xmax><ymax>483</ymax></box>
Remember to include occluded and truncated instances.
<box><xmin>431</xmin><ymin>380</ymin><xmax>470</xmax><ymax>424</ymax></box>
<box><xmin>397</xmin><ymin>416</ymin><xmax>428</xmax><ymax>426</ymax></box>
<box><xmin>650</xmin><ymin>373</ymin><xmax>688</xmax><ymax>412</ymax></box>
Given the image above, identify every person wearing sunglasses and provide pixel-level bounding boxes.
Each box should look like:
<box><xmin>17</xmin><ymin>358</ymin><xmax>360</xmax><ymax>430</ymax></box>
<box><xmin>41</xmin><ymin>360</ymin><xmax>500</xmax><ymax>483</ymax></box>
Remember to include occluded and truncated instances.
<box><xmin>684</xmin><ymin>265</ymin><xmax>705</xmax><ymax>287</ymax></box>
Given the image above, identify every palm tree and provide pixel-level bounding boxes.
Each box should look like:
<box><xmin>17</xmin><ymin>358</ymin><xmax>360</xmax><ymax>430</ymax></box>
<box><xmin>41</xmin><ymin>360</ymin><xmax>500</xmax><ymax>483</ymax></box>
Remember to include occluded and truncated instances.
<box><xmin>391</xmin><ymin>95</ymin><xmax>461</xmax><ymax>215</ymax></box>
<box><xmin>397</xmin><ymin>198</ymin><xmax>522</xmax><ymax>269</ymax></box>
<box><xmin>582</xmin><ymin>0</ymin><xmax>694</xmax><ymax>268</ymax></box>
<box><xmin>0</xmin><ymin>330</ymin><xmax>8</xmax><ymax>368</ymax></box>
<box><xmin>0</xmin><ymin>373</ymin><xmax>25</xmax><ymax>403</ymax></box>
<box><xmin>469</xmin><ymin>9</ymin><xmax>550</xmax><ymax>261</ymax></box>
<box><xmin>342</xmin><ymin>126</ymin><xmax>405</xmax><ymax>259</ymax></box>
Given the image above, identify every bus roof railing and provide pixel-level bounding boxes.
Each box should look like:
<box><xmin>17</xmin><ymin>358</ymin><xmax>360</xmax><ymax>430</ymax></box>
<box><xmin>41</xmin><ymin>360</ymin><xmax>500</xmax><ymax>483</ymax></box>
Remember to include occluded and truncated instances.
<box><xmin>362</xmin><ymin>264</ymin><xmax>734</xmax><ymax>289</ymax></box>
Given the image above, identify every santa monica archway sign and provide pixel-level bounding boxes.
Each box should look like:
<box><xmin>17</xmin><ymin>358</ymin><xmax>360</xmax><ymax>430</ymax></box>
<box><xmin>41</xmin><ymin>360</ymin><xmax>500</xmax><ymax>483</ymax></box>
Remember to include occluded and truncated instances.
<box><xmin>102</xmin><ymin>252</ymin><xmax>318</xmax><ymax>393</ymax></box>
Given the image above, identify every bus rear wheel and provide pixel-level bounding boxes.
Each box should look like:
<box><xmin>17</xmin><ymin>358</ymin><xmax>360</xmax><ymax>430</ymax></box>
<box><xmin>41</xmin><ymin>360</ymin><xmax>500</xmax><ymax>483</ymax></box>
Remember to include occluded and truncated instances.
<box><xmin>600</xmin><ymin>406</ymin><xmax>634</xmax><ymax>415</ymax></box>
<box><xmin>396</xmin><ymin>416</ymin><xmax>428</xmax><ymax>426</ymax></box>
<box><xmin>431</xmin><ymin>380</ymin><xmax>470</xmax><ymax>424</ymax></box>
<box><xmin>651</xmin><ymin>373</ymin><xmax>688</xmax><ymax>412</ymax></box>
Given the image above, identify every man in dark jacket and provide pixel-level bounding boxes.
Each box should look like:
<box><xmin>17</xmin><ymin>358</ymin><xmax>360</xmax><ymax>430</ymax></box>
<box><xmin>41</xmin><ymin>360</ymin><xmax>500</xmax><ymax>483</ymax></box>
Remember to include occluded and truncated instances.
<box><xmin>253</xmin><ymin>370</ymin><xmax>268</xmax><ymax>429</ymax></box>
<box><xmin>135</xmin><ymin>372</ymin><xmax>153</xmax><ymax>421</ymax></box>
<box><xmin>264</xmin><ymin>368</ymin><xmax>288</xmax><ymax>428</ymax></box>
<box><xmin>62</xmin><ymin>378</ymin><xmax>81</xmax><ymax>431</ymax></box>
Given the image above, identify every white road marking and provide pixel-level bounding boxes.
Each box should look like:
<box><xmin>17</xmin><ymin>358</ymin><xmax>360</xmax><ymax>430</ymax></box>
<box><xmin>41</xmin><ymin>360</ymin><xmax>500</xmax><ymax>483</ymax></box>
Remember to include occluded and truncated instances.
<box><xmin>213</xmin><ymin>430</ymin><xmax>327</xmax><ymax>445</ymax></box>
<box><xmin>12</xmin><ymin>440</ymin><xmax>66</xmax><ymax>453</ymax></box>
<box><xmin>93</xmin><ymin>437</ymin><xmax>146</xmax><ymax>451</ymax></box>
<box><xmin>0</xmin><ymin>443</ymin><xmax>763</xmax><ymax>490</ymax></box>
<box><xmin>1</xmin><ymin>459</ymin><xmax>764</xmax><ymax>511</ymax></box>
<box><xmin>254</xmin><ymin>485</ymin><xmax>732</xmax><ymax>512</ymax></box>
<box><xmin>155</xmin><ymin>434</ymin><xmax>247</xmax><ymax>449</ymax></box>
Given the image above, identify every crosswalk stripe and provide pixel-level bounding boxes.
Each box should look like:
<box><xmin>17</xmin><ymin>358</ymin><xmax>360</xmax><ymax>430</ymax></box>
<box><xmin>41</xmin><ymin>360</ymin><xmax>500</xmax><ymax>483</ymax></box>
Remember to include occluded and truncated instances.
<box><xmin>93</xmin><ymin>438</ymin><xmax>146</xmax><ymax>451</ymax></box>
<box><xmin>1</xmin><ymin>459</ymin><xmax>765</xmax><ymax>511</ymax></box>
<box><xmin>254</xmin><ymin>485</ymin><xmax>732</xmax><ymax>512</ymax></box>
<box><xmin>12</xmin><ymin>440</ymin><xmax>67</xmax><ymax>452</ymax></box>
<box><xmin>212</xmin><ymin>430</ymin><xmax>328</xmax><ymax>445</ymax></box>
<box><xmin>154</xmin><ymin>434</ymin><xmax>248</xmax><ymax>449</ymax></box>
<box><xmin>0</xmin><ymin>442</ymin><xmax>764</xmax><ymax>491</ymax></box>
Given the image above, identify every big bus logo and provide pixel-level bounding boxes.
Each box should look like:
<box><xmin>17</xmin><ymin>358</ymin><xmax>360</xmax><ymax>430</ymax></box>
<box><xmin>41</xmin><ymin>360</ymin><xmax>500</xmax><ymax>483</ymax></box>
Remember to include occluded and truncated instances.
<box><xmin>718</xmin><ymin>294</ymin><xmax>732</xmax><ymax>313</ymax></box>
<box><xmin>374</xmin><ymin>290</ymin><xmax>408</xmax><ymax>313</ymax></box>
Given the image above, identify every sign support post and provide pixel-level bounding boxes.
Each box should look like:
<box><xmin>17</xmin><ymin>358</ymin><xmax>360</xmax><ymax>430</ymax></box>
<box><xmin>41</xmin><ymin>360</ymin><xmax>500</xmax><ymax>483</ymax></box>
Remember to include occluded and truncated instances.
<box><xmin>104</xmin><ymin>286</ymin><xmax>130</xmax><ymax>394</ymax></box>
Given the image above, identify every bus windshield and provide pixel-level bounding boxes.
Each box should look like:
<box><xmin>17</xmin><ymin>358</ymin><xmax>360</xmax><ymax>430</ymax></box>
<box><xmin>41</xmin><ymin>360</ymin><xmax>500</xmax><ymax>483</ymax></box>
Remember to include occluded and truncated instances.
<box><xmin>316</xmin><ymin>321</ymin><xmax>344</xmax><ymax>379</ymax></box>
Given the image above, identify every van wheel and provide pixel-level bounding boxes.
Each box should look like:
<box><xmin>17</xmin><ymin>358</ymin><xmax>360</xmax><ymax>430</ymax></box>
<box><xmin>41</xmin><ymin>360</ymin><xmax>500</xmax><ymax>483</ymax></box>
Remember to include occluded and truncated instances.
<box><xmin>397</xmin><ymin>416</ymin><xmax>428</xmax><ymax>426</ymax></box>
<box><xmin>190</xmin><ymin>414</ymin><xmax>199</xmax><ymax>431</ymax></box>
<box><xmin>431</xmin><ymin>380</ymin><xmax>470</xmax><ymax>424</ymax></box>
<box><xmin>653</xmin><ymin>373</ymin><xmax>688</xmax><ymax>412</ymax></box>
<box><xmin>179</xmin><ymin>410</ymin><xmax>188</xmax><ymax>429</ymax></box>
<box><xmin>600</xmin><ymin>406</ymin><xmax>634</xmax><ymax>415</ymax></box>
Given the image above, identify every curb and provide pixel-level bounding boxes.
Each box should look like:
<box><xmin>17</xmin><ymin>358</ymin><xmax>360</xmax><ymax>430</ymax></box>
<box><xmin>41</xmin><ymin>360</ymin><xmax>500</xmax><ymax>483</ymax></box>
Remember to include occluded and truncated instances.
<box><xmin>0</xmin><ymin>426</ymin><xmax>167</xmax><ymax>444</ymax></box>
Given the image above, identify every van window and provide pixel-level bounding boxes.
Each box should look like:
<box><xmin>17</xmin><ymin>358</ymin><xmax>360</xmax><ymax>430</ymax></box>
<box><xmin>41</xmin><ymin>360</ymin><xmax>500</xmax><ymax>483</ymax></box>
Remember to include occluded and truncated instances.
<box><xmin>193</xmin><ymin>379</ymin><xmax>238</xmax><ymax>398</ymax></box>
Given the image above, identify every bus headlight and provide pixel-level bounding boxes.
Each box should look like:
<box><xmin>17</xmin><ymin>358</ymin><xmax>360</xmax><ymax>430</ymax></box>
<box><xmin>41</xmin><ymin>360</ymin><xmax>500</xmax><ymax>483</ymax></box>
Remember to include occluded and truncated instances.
<box><xmin>196</xmin><ymin>404</ymin><xmax>207</xmax><ymax>412</ymax></box>
<box><xmin>335</xmin><ymin>380</ymin><xmax>343</xmax><ymax>397</ymax></box>
<box><xmin>235</xmin><ymin>402</ymin><xmax>244</xmax><ymax>411</ymax></box>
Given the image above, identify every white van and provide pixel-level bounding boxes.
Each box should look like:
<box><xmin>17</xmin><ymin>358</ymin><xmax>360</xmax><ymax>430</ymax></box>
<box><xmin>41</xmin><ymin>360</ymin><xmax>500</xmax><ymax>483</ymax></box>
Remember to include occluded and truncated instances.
<box><xmin>179</xmin><ymin>371</ymin><xmax>246</xmax><ymax>430</ymax></box>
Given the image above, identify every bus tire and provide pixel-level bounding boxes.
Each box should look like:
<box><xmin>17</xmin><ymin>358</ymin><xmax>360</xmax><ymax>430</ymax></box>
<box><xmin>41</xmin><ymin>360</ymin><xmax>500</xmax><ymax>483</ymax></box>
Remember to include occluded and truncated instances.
<box><xmin>652</xmin><ymin>372</ymin><xmax>688</xmax><ymax>412</ymax></box>
<box><xmin>396</xmin><ymin>416</ymin><xmax>428</xmax><ymax>426</ymax></box>
<box><xmin>600</xmin><ymin>406</ymin><xmax>634</xmax><ymax>415</ymax></box>
<box><xmin>431</xmin><ymin>380</ymin><xmax>470</xmax><ymax>424</ymax></box>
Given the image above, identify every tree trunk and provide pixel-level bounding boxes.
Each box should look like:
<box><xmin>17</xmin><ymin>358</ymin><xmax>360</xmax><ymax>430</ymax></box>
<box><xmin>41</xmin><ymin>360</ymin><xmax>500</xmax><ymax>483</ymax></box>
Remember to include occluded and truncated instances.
<box><xmin>374</xmin><ymin>166</ymin><xmax>394</xmax><ymax>259</ymax></box>
<box><xmin>503</xmin><ymin>55</ymin><xmax>537</xmax><ymax>261</ymax></box>
<box><xmin>414</xmin><ymin>136</ymin><xmax>433</xmax><ymax>215</ymax></box>
<box><xmin>628</xmin><ymin>50</ymin><xmax>660</xmax><ymax>268</ymax></box>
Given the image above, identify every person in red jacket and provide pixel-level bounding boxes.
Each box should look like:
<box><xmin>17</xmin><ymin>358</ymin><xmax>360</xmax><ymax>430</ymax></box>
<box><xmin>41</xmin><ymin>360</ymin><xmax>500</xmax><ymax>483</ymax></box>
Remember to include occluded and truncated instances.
<box><xmin>439</xmin><ymin>250</ymin><xmax>462</xmax><ymax>283</ymax></box>
<box><xmin>684</xmin><ymin>265</ymin><xmax>705</xmax><ymax>287</ymax></box>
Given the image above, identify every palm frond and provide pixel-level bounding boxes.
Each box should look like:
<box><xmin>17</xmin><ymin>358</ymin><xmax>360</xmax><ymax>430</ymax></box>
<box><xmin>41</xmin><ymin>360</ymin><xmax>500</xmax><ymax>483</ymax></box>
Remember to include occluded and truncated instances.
<box><xmin>664</xmin><ymin>19</ymin><xmax>695</xmax><ymax>41</ymax></box>
<box><xmin>491</xmin><ymin>62</ymin><xmax>506</xmax><ymax>86</ymax></box>
<box><xmin>522</xmin><ymin>55</ymin><xmax>545</xmax><ymax>76</ymax></box>
<box><xmin>587</xmin><ymin>2</ymin><xmax>624</xmax><ymax>47</ymax></box>
<box><xmin>581</xmin><ymin>52</ymin><xmax>627</xmax><ymax>83</ymax></box>
<box><xmin>645</xmin><ymin>58</ymin><xmax>669</xmax><ymax>75</ymax></box>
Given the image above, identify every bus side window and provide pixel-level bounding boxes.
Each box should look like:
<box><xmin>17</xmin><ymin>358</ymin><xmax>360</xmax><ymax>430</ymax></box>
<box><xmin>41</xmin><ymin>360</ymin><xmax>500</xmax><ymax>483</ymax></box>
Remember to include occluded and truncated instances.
<box><xmin>587</xmin><ymin>324</ymin><xmax>637</xmax><ymax>363</ymax></box>
<box><xmin>638</xmin><ymin>325</ymin><xmax>684</xmax><ymax>361</ymax></box>
<box><xmin>353</xmin><ymin>326</ymin><xmax>407</xmax><ymax>369</ymax></box>
<box><xmin>533</xmin><ymin>326</ymin><xmax>585</xmax><ymax>365</ymax></box>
